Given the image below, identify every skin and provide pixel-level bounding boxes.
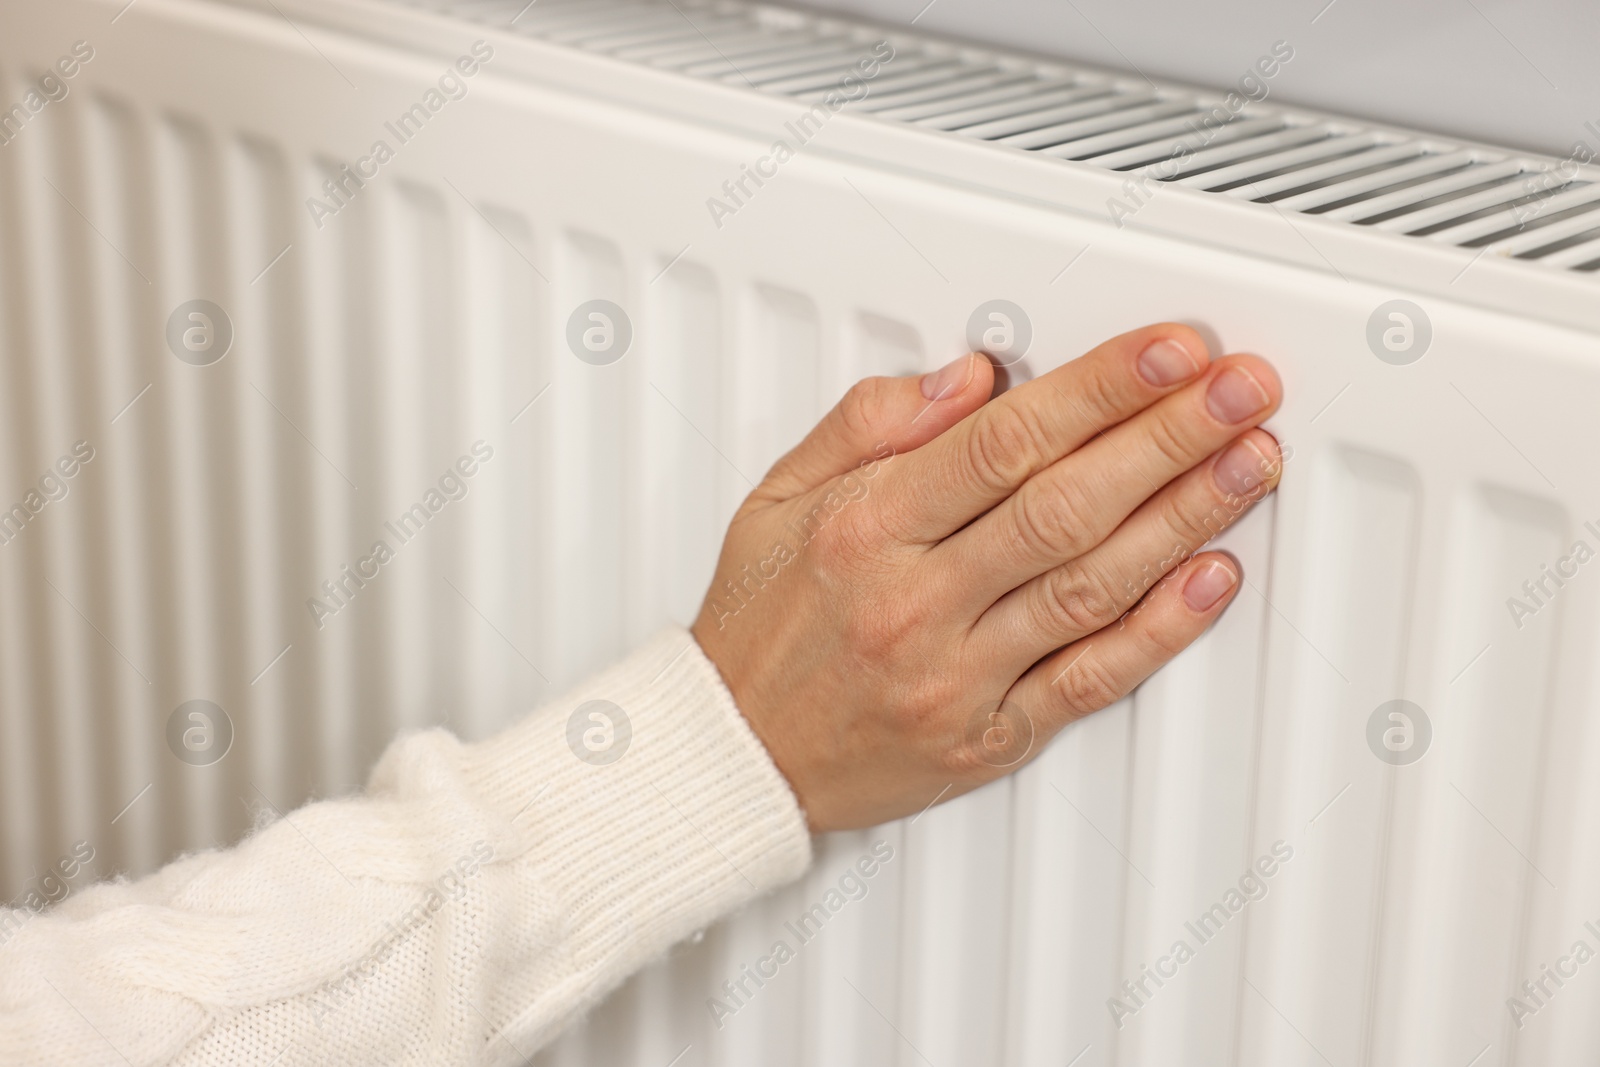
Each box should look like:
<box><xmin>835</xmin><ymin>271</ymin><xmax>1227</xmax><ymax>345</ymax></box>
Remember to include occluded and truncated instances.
<box><xmin>692</xmin><ymin>323</ymin><xmax>1283</xmax><ymax>832</ymax></box>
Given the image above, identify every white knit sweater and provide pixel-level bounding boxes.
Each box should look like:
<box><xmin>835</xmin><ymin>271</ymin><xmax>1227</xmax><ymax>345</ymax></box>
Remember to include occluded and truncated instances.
<box><xmin>0</xmin><ymin>629</ymin><xmax>813</xmax><ymax>1065</ymax></box>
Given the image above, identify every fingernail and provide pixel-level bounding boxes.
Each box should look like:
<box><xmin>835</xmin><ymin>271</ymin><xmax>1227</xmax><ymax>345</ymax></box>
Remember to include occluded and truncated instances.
<box><xmin>921</xmin><ymin>353</ymin><xmax>973</xmax><ymax>401</ymax></box>
<box><xmin>1183</xmin><ymin>559</ymin><xmax>1239</xmax><ymax>612</ymax></box>
<box><xmin>1206</xmin><ymin>366</ymin><xmax>1271</xmax><ymax>423</ymax></box>
<box><xmin>1137</xmin><ymin>339</ymin><xmax>1200</xmax><ymax>386</ymax></box>
<box><xmin>1212</xmin><ymin>437</ymin><xmax>1278</xmax><ymax>497</ymax></box>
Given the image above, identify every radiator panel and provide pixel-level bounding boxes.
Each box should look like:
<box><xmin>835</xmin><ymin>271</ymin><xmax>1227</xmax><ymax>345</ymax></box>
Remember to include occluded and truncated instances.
<box><xmin>3</xmin><ymin>3</ymin><xmax>1600</xmax><ymax>1066</ymax></box>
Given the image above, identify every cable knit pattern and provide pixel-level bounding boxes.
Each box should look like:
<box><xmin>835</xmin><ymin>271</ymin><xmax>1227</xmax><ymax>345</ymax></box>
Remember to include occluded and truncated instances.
<box><xmin>0</xmin><ymin>628</ymin><xmax>813</xmax><ymax>1065</ymax></box>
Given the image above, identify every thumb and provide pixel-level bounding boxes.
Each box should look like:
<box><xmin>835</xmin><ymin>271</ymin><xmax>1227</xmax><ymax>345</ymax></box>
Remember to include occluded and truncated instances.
<box><xmin>755</xmin><ymin>353</ymin><xmax>994</xmax><ymax>504</ymax></box>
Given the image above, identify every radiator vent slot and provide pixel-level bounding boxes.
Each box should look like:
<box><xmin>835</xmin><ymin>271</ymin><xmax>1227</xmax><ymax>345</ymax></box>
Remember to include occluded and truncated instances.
<box><xmin>400</xmin><ymin>0</ymin><xmax>1600</xmax><ymax>276</ymax></box>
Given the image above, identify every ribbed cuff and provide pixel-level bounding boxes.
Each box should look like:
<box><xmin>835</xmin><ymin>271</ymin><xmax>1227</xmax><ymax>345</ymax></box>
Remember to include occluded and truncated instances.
<box><xmin>457</xmin><ymin>627</ymin><xmax>812</xmax><ymax>977</ymax></box>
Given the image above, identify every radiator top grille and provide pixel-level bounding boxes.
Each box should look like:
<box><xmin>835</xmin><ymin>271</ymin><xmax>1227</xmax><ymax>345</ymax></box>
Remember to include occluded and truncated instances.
<box><xmin>400</xmin><ymin>0</ymin><xmax>1600</xmax><ymax>276</ymax></box>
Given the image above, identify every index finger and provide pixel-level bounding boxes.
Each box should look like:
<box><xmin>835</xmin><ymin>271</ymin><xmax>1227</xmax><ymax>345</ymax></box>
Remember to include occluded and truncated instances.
<box><xmin>876</xmin><ymin>323</ymin><xmax>1210</xmax><ymax>543</ymax></box>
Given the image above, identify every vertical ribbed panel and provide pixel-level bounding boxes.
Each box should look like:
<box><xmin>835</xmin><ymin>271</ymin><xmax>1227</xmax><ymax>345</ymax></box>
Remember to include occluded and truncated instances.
<box><xmin>637</xmin><ymin>257</ymin><xmax>725</xmax><ymax>635</ymax></box>
<box><xmin>448</xmin><ymin>196</ymin><xmax>524</xmax><ymax>739</ymax></box>
<box><xmin>1114</xmin><ymin>495</ymin><xmax>1275</xmax><ymax>1065</ymax></box>
<box><xmin>1244</xmin><ymin>448</ymin><xmax>1421</xmax><ymax>1066</ymax></box>
<box><xmin>87</xmin><ymin>91</ymin><xmax>163</xmax><ymax>878</ymax></box>
<box><xmin>548</xmin><ymin>229</ymin><xmax>629</xmax><ymax>683</ymax></box>
<box><xmin>35</xmin><ymin>81</ymin><xmax>100</xmax><ymax>888</ymax></box>
<box><xmin>5</xmin><ymin>4</ymin><xmax>1600</xmax><ymax>1066</ymax></box>
<box><xmin>384</xmin><ymin>182</ymin><xmax>451</xmax><ymax>738</ymax></box>
<box><xmin>741</xmin><ymin>285</ymin><xmax>822</xmax><ymax>476</ymax></box>
<box><xmin>0</xmin><ymin>61</ymin><xmax>46</xmax><ymax>889</ymax></box>
<box><xmin>802</xmin><ymin>827</ymin><xmax>905</xmax><ymax>1066</ymax></box>
<box><xmin>230</xmin><ymin>132</ymin><xmax>293</xmax><ymax>830</ymax></box>
<box><xmin>901</xmin><ymin>780</ymin><xmax>1014</xmax><ymax>1064</ymax></box>
<box><xmin>1005</xmin><ymin>704</ymin><xmax>1131</xmax><ymax>1065</ymax></box>
<box><xmin>1372</xmin><ymin>486</ymin><xmax>1566</xmax><ymax>1067</ymax></box>
<box><xmin>156</xmin><ymin>112</ymin><xmax>234</xmax><ymax>851</ymax></box>
<box><xmin>299</xmin><ymin>155</ymin><xmax>360</xmax><ymax>796</ymax></box>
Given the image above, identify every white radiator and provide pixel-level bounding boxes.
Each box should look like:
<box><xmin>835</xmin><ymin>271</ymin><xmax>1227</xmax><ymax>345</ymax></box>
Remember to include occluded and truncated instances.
<box><xmin>4</xmin><ymin>1</ymin><xmax>1600</xmax><ymax>1064</ymax></box>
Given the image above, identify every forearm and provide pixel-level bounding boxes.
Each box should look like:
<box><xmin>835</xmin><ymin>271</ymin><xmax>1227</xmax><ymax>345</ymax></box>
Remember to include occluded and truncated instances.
<box><xmin>0</xmin><ymin>629</ymin><xmax>811</xmax><ymax>1066</ymax></box>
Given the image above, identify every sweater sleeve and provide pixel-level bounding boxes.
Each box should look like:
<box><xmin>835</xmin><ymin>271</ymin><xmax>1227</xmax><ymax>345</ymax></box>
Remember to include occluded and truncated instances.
<box><xmin>0</xmin><ymin>628</ymin><xmax>813</xmax><ymax>1066</ymax></box>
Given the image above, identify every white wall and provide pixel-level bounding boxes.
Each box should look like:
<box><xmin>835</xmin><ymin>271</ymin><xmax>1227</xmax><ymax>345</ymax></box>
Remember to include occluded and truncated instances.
<box><xmin>796</xmin><ymin>0</ymin><xmax>1598</xmax><ymax>158</ymax></box>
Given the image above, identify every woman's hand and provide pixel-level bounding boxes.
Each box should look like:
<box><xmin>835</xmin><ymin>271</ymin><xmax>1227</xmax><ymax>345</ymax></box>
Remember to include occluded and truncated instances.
<box><xmin>691</xmin><ymin>324</ymin><xmax>1282</xmax><ymax>832</ymax></box>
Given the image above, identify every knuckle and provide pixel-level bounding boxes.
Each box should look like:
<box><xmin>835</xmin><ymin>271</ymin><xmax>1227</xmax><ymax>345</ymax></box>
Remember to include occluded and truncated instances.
<box><xmin>1142</xmin><ymin>412</ymin><xmax>1197</xmax><ymax>471</ymax></box>
<box><xmin>965</xmin><ymin>403</ymin><xmax>1049</xmax><ymax>494</ymax></box>
<box><xmin>943</xmin><ymin>733</ymin><xmax>997</xmax><ymax>782</ymax></box>
<box><xmin>841</xmin><ymin>606</ymin><xmax>898</xmax><ymax>660</ymax></box>
<box><xmin>1137</xmin><ymin>615</ymin><xmax>1192</xmax><ymax>661</ymax></box>
<box><xmin>892</xmin><ymin>675</ymin><xmax>954</xmax><ymax>734</ymax></box>
<box><xmin>836</xmin><ymin>377</ymin><xmax>890</xmax><ymax>445</ymax></box>
<box><xmin>1039</xmin><ymin>564</ymin><xmax>1124</xmax><ymax>636</ymax></box>
<box><xmin>940</xmin><ymin>702</ymin><xmax>1016</xmax><ymax>782</ymax></box>
<box><xmin>1078</xmin><ymin>360</ymin><xmax>1132</xmax><ymax>422</ymax></box>
<box><xmin>1013</xmin><ymin>481</ymin><xmax>1095</xmax><ymax>561</ymax></box>
<box><xmin>1158</xmin><ymin>492</ymin><xmax>1230</xmax><ymax>552</ymax></box>
<box><xmin>1056</xmin><ymin>654</ymin><xmax>1124</xmax><ymax>717</ymax></box>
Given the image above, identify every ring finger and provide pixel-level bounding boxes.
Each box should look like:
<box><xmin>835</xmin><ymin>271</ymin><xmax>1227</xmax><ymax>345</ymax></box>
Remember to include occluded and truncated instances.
<box><xmin>1003</xmin><ymin>551</ymin><xmax>1246</xmax><ymax>735</ymax></box>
